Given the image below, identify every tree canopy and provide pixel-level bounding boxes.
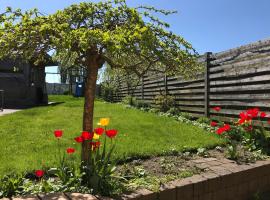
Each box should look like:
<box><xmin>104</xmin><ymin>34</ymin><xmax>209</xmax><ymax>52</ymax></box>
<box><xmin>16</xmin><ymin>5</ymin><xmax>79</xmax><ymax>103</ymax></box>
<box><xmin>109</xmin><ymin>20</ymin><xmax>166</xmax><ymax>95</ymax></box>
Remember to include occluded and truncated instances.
<box><xmin>0</xmin><ymin>0</ymin><xmax>199</xmax><ymax>77</ymax></box>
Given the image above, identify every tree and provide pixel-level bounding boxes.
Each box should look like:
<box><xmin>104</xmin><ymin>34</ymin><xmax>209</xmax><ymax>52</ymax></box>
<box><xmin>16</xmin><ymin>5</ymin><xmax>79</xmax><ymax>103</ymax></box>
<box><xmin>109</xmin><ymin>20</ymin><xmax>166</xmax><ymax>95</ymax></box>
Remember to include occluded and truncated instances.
<box><xmin>0</xmin><ymin>0</ymin><xmax>200</xmax><ymax>164</ymax></box>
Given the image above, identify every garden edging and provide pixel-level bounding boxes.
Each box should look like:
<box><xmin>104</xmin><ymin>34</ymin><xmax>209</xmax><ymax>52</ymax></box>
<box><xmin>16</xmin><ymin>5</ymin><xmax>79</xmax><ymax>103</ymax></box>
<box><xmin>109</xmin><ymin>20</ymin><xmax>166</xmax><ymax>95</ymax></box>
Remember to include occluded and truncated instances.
<box><xmin>3</xmin><ymin>158</ymin><xmax>270</xmax><ymax>200</ymax></box>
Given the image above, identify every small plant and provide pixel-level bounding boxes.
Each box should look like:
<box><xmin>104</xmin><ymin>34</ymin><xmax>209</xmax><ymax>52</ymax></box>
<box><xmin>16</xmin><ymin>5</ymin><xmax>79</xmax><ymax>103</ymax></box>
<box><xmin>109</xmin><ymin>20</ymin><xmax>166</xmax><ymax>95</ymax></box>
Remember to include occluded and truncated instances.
<box><xmin>196</xmin><ymin>117</ymin><xmax>211</xmax><ymax>124</ymax></box>
<box><xmin>154</xmin><ymin>92</ymin><xmax>175</xmax><ymax>112</ymax></box>
<box><xmin>101</xmin><ymin>85</ymin><xmax>116</xmax><ymax>102</ymax></box>
<box><xmin>0</xmin><ymin>173</ymin><xmax>25</xmax><ymax>198</ymax></box>
<box><xmin>167</xmin><ymin>107</ymin><xmax>181</xmax><ymax>116</ymax></box>
<box><xmin>122</xmin><ymin>95</ymin><xmax>137</xmax><ymax>107</ymax></box>
<box><xmin>135</xmin><ymin>100</ymin><xmax>150</xmax><ymax>110</ymax></box>
<box><xmin>179</xmin><ymin>112</ymin><xmax>194</xmax><ymax>120</ymax></box>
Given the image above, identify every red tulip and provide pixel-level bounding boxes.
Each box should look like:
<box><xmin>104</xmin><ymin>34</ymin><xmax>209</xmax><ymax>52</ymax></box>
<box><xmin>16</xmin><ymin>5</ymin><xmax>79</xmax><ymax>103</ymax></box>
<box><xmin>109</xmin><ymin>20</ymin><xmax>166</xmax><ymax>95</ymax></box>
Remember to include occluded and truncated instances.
<box><xmin>35</xmin><ymin>170</ymin><xmax>44</xmax><ymax>178</ymax></box>
<box><xmin>94</xmin><ymin>127</ymin><xmax>104</xmax><ymax>135</ymax></box>
<box><xmin>91</xmin><ymin>141</ymin><xmax>101</xmax><ymax>151</ymax></box>
<box><xmin>210</xmin><ymin>121</ymin><xmax>218</xmax><ymax>127</ymax></box>
<box><xmin>81</xmin><ymin>131</ymin><xmax>93</xmax><ymax>140</ymax></box>
<box><xmin>54</xmin><ymin>130</ymin><xmax>63</xmax><ymax>138</ymax></box>
<box><xmin>223</xmin><ymin>124</ymin><xmax>231</xmax><ymax>131</ymax></box>
<box><xmin>212</xmin><ymin>107</ymin><xmax>221</xmax><ymax>112</ymax></box>
<box><xmin>239</xmin><ymin>112</ymin><xmax>252</xmax><ymax>124</ymax></box>
<box><xmin>66</xmin><ymin>147</ymin><xmax>75</xmax><ymax>154</ymax></box>
<box><xmin>105</xmin><ymin>129</ymin><xmax>118</xmax><ymax>138</ymax></box>
<box><xmin>74</xmin><ymin>136</ymin><xmax>84</xmax><ymax>143</ymax></box>
<box><xmin>216</xmin><ymin>127</ymin><xmax>224</xmax><ymax>135</ymax></box>
<box><xmin>216</xmin><ymin>124</ymin><xmax>230</xmax><ymax>135</ymax></box>
<box><xmin>260</xmin><ymin>112</ymin><xmax>267</xmax><ymax>118</ymax></box>
<box><xmin>246</xmin><ymin>108</ymin><xmax>259</xmax><ymax>118</ymax></box>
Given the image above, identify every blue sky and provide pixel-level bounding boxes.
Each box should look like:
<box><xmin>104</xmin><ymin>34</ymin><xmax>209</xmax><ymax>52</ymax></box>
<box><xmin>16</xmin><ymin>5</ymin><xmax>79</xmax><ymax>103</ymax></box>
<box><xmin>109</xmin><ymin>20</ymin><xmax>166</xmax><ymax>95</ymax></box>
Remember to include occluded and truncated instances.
<box><xmin>1</xmin><ymin>0</ymin><xmax>269</xmax><ymax>82</ymax></box>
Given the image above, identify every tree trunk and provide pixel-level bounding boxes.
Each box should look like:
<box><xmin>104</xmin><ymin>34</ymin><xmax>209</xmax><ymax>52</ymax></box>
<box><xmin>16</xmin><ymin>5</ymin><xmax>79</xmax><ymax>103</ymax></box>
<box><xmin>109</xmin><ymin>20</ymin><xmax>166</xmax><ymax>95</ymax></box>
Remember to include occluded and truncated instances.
<box><xmin>81</xmin><ymin>54</ymin><xmax>99</xmax><ymax>164</ymax></box>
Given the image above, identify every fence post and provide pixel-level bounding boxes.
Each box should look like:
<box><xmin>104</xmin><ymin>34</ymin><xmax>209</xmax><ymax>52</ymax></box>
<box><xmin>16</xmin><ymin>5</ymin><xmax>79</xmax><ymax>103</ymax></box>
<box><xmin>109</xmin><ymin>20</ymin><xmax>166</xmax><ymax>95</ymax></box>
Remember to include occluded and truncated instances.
<box><xmin>164</xmin><ymin>74</ymin><xmax>168</xmax><ymax>96</ymax></box>
<box><xmin>204</xmin><ymin>52</ymin><xmax>212</xmax><ymax>117</ymax></box>
<box><xmin>141</xmin><ymin>76</ymin><xmax>144</xmax><ymax>100</ymax></box>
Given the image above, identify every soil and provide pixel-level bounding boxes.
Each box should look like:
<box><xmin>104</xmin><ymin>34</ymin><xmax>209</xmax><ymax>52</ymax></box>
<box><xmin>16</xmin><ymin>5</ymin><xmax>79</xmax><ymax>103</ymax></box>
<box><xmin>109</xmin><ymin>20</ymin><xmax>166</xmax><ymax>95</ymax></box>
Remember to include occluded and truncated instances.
<box><xmin>116</xmin><ymin>145</ymin><xmax>266</xmax><ymax>191</ymax></box>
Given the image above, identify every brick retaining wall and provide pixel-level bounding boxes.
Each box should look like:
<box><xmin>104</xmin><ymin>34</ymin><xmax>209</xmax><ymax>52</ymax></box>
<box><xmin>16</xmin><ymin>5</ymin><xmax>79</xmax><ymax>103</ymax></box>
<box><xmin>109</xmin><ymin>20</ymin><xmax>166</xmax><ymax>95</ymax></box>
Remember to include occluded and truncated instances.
<box><xmin>3</xmin><ymin>158</ymin><xmax>270</xmax><ymax>200</ymax></box>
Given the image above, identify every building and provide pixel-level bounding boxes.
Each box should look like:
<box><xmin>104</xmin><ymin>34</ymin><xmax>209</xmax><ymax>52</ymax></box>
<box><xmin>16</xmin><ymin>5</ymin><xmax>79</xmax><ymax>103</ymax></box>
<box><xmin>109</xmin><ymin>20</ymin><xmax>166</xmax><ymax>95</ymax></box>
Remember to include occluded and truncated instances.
<box><xmin>0</xmin><ymin>58</ymin><xmax>49</xmax><ymax>108</ymax></box>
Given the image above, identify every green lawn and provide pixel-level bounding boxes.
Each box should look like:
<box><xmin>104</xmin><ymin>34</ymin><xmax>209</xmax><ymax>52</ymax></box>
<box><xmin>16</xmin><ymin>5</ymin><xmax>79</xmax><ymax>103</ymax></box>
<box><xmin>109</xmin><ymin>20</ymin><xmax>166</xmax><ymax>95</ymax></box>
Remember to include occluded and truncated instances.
<box><xmin>0</xmin><ymin>95</ymin><xmax>223</xmax><ymax>176</ymax></box>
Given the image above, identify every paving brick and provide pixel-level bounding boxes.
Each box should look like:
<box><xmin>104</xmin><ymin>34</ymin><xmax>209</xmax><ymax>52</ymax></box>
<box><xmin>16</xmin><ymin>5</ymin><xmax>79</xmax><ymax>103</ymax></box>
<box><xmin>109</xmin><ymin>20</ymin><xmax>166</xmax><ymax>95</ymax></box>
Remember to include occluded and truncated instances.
<box><xmin>119</xmin><ymin>192</ymin><xmax>141</xmax><ymax>200</ymax></box>
<box><xmin>194</xmin><ymin>179</ymin><xmax>209</xmax><ymax>196</ymax></box>
<box><xmin>201</xmin><ymin>172</ymin><xmax>220</xmax><ymax>192</ymax></box>
<box><xmin>134</xmin><ymin>189</ymin><xmax>157</xmax><ymax>200</ymax></box>
<box><xmin>38</xmin><ymin>193</ymin><xmax>69</xmax><ymax>200</ymax></box>
<box><xmin>12</xmin><ymin>196</ymin><xmax>39</xmax><ymax>200</ymax></box>
<box><xmin>95</xmin><ymin>195</ymin><xmax>114</xmax><ymax>200</ymax></box>
<box><xmin>66</xmin><ymin>193</ymin><xmax>98</xmax><ymax>200</ymax></box>
<box><xmin>176</xmin><ymin>183</ymin><xmax>193</xmax><ymax>200</ymax></box>
<box><xmin>218</xmin><ymin>158</ymin><xmax>236</xmax><ymax>164</ymax></box>
<box><xmin>203</xmin><ymin>158</ymin><xmax>217</xmax><ymax>162</ymax></box>
<box><xmin>209</xmin><ymin>166</ymin><xmax>232</xmax><ymax>177</ymax></box>
<box><xmin>192</xmin><ymin>159</ymin><xmax>208</xmax><ymax>164</ymax></box>
<box><xmin>207</xmin><ymin>160</ymin><xmax>222</xmax><ymax>167</ymax></box>
<box><xmin>195</xmin><ymin>163</ymin><xmax>210</xmax><ymax>170</ymax></box>
<box><xmin>221</xmin><ymin>163</ymin><xmax>240</xmax><ymax>173</ymax></box>
<box><xmin>158</xmin><ymin>183</ymin><xmax>176</xmax><ymax>200</ymax></box>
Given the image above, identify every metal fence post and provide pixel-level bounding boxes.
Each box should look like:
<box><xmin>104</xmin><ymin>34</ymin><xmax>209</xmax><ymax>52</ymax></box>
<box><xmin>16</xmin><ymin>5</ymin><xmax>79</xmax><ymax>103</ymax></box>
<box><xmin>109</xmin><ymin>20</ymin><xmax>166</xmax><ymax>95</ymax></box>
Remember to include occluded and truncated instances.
<box><xmin>204</xmin><ymin>52</ymin><xmax>212</xmax><ymax>117</ymax></box>
<box><xmin>164</xmin><ymin>74</ymin><xmax>168</xmax><ymax>96</ymax></box>
<box><xmin>0</xmin><ymin>90</ymin><xmax>4</xmax><ymax>111</ymax></box>
<box><xmin>141</xmin><ymin>76</ymin><xmax>144</xmax><ymax>100</ymax></box>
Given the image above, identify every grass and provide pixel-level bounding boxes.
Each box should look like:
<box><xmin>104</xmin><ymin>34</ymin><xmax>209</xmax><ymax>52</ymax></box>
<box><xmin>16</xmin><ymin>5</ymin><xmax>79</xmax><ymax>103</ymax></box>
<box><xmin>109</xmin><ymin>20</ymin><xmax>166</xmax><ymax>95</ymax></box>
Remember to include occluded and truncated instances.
<box><xmin>0</xmin><ymin>95</ymin><xmax>224</xmax><ymax>176</ymax></box>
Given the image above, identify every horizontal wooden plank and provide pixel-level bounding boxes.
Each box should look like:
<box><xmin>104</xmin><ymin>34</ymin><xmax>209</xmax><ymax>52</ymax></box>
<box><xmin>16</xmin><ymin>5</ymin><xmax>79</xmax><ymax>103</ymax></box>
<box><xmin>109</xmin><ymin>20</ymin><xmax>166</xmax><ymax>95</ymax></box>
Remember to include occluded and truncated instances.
<box><xmin>210</xmin><ymin>83</ymin><xmax>270</xmax><ymax>93</ymax></box>
<box><xmin>209</xmin><ymin>65</ymin><xmax>270</xmax><ymax>80</ymax></box>
<box><xmin>210</xmin><ymin>93</ymin><xmax>270</xmax><ymax>100</ymax></box>
<box><xmin>175</xmin><ymin>100</ymin><xmax>205</xmax><ymax>106</ymax></box>
<box><xmin>210</xmin><ymin>54</ymin><xmax>270</xmax><ymax>73</ymax></box>
<box><xmin>210</xmin><ymin>39</ymin><xmax>270</xmax><ymax>62</ymax></box>
<box><xmin>209</xmin><ymin>100</ymin><xmax>270</xmax><ymax>108</ymax></box>
<box><xmin>210</xmin><ymin>74</ymin><xmax>270</xmax><ymax>87</ymax></box>
<box><xmin>178</xmin><ymin>106</ymin><xmax>205</xmax><ymax>112</ymax></box>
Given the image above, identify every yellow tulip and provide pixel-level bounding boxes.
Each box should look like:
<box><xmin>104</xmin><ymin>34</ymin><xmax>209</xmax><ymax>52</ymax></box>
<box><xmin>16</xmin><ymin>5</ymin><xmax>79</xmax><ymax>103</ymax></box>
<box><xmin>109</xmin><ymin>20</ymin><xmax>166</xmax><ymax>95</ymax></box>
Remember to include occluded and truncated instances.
<box><xmin>93</xmin><ymin>133</ymin><xmax>100</xmax><ymax>140</ymax></box>
<box><xmin>98</xmin><ymin>118</ymin><xmax>110</xmax><ymax>126</ymax></box>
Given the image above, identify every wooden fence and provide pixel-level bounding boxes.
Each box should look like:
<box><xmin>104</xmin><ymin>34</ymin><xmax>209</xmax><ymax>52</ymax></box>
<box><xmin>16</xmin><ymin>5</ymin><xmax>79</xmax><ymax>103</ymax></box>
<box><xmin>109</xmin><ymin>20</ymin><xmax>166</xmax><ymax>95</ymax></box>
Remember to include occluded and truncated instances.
<box><xmin>113</xmin><ymin>39</ymin><xmax>270</xmax><ymax>125</ymax></box>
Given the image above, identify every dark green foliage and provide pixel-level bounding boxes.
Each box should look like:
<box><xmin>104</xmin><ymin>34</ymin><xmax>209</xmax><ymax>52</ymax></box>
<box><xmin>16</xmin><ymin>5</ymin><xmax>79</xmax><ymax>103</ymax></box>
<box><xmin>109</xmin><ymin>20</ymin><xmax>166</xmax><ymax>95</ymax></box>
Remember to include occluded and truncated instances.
<box><xmin>196</xmin><ymin>117</ymin><xmax>211</xmax><ymax>124</ymax></box>
<box><xmin>0</xmin><ymin>173</ymin><xmax>25</xmax><ymax>198</ymax></box>
<box><xmin>122</xmin><ymin>95</ymin><xmax>138</xmax><ymax>106</ymax></box>
<box><xmin>100</xmin><ymin>84</ymin><xmax>116</xmax><ymax>102</ymax></box>
<box><xmin>154</xmin><ymin>93</ymin><xmax>175</xmax><ymax>112</ymax></box>
<box><xmin>167</xmin><ymin>107</ymin><xmax>181</xmax><ymax>116</ymax></box>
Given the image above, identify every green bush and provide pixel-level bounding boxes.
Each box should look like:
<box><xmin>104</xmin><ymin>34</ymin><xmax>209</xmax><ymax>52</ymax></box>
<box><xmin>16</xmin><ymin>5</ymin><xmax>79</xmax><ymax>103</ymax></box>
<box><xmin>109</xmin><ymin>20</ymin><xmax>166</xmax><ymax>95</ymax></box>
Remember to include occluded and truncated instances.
<box><xmin>122</xmin><ymin>95</ymin><xmax>137</xmax><ymax>106</ymax></box>
<box><xmin>179</xmin><ymin>112</ymin><xmax>193</xmax><ymax>120</ymax></box>
<box><xmin>167</xmin><ymin>107</ymin><xmax>181</xmax><ymax>116</ymax></box>
<box><xmin>101</xmin><ymin>85</ymin><xmax>115</xmax><ymax>102</ymax></box>
<box><xmin>196</xmin><ymin>117</ymin><xmax>211</xmax><ymax>124</ymax></box>
<box><xmin>154</xmin><ymin>93</ymin><xmax>175</xmax><ymax>112</ymax></box>
<box><xmin>136</xmin><ymin>100</ymin><xmax>150</xmax><ymax>109</ymax></box>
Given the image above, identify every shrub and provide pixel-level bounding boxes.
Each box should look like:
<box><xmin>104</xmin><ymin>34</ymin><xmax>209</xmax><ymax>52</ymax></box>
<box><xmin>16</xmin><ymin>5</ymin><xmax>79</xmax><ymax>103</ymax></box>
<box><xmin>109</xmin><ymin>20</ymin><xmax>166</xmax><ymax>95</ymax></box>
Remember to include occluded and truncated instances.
<box><xmin>122</xmin><ymin>95</ymin><xmax>137</xmax><ymax>107</ymax></box>
<box><xmin>136</xmin><ymin>100</ymin><xmax>150</xmax><ymax>109</ymax></box>
<box><xmin>179</xmin><ymin>112</ymin><xmax>193</xmax><ymax>120</ymax></box>
<box><xmin>196</xmin><ymin>117</ymin><xmax>211</xmax><ymax>124</ymax></box>
<box><xmin>154</xmin><ymin>93</ymin><xmax>175</xmax><ymax>112</ymax></box>
<box><xmin>100</xmin><ymin>85</ymin><xmax>116</xmax><ymax>102</ymax></box>
<box><xmin>167</xmin><ymin>107</ymin><xmax>181</xmax><ymax>116</ymax></box>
